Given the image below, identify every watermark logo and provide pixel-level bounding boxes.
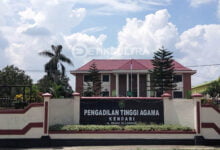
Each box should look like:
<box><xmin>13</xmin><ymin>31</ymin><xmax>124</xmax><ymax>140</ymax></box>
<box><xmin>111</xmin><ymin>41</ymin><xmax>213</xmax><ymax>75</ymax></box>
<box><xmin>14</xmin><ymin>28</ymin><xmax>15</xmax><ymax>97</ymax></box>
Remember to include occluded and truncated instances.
<box><xmin>70</xmin><ymin>43</ymin><xmax>149</xmax><ymax>57</ymax></box>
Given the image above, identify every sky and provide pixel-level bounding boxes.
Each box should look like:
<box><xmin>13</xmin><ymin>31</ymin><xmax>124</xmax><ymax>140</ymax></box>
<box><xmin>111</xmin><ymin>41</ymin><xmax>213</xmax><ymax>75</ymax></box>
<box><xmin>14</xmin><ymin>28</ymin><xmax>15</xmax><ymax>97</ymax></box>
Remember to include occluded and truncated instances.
<box><xmin>0</xmin><ymin>0</ymin><xmax>220</xmax><ymax>90</ymax></box>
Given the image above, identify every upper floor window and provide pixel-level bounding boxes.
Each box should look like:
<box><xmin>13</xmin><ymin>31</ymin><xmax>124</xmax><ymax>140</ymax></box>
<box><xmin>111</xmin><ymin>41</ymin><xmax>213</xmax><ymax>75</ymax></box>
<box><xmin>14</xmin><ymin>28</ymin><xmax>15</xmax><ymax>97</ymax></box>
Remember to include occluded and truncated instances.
<box><xmin>84</xmin><ymin>75</ymin><xmax>92</xmax><ymax>82</ymax></box>
<box><xmin>174</xmin><ymin>75</ymin><xmax>182</xmax><ymax>83</ymax></box>
<box><xmin>102</xmin><ymin>75</ymin><xmax>109</xmax><ymax>82</ymax></box>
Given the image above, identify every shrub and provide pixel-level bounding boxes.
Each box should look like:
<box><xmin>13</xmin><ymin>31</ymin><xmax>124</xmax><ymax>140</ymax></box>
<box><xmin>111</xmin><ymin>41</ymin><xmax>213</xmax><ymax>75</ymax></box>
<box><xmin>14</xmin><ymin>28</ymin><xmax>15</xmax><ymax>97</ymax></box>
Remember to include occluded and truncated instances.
<box><xmin>49</xmin><ymin>124</ymin><xmax>192</xmax><ymax>131</ymax></box>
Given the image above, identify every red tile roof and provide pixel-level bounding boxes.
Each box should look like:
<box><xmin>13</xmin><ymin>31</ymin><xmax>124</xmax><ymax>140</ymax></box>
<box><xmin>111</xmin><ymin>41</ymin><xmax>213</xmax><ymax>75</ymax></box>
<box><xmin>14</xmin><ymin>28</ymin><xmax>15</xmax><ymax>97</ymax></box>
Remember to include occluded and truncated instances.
<box><xmin>73</xmin><ymin>59</ymin><xmax>193</xmax><ymax>72</ymax></box>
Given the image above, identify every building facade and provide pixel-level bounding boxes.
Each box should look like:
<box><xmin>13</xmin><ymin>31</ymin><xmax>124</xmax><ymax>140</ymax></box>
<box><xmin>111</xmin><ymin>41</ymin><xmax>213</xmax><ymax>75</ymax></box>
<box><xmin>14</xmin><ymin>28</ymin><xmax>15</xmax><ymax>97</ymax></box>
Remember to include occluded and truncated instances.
<box><xmin>71</xmin><ymin>59</ymin><xmax>196</xmax><ymax>98</ymax></box>
<box><xmin>192</xmin><ymin>77</ymin><xmax>220</xmax><ymax>94</ymax></box>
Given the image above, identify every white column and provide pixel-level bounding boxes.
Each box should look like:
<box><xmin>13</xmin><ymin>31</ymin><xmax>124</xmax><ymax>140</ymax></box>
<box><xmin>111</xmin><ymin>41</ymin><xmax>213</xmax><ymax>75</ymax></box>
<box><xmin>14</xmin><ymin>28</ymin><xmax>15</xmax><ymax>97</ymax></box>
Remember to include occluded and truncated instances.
<box><xmin>137</xmin><ymin>73</ymin><xmax>140</xmax><ymax>97</ymax></box>
<box><xmin>42</xmin><ymin>93</ymin><xmax>52</xmax><ymax>136</ymax></box>
<box><xmin>147</xmin><ymin>73</ymin><xmax>151</xmax><ymax>97</ymax></box>
<box><xmin>192</xmin><ymin>94</ymin><xmax>203</xmax><ymax>135</ymax></box>
<box><xmin>72</xmin><ymin>92</ymin><xmax>80</xmax><ymax>124</ymax></box>
<box><xmin>162</xmin><ymin>93</ymin><xmax>171</xmax><ymax>125</ymax></box>
<box><xmin>116</xmin><ymin>73</ymin><xmax>119</xmax><ymax>97</ymax></box>
<box><xmin>126</xmin><ymin>73</ymin><xmax>129</xmax><ymax>94</ymax></box>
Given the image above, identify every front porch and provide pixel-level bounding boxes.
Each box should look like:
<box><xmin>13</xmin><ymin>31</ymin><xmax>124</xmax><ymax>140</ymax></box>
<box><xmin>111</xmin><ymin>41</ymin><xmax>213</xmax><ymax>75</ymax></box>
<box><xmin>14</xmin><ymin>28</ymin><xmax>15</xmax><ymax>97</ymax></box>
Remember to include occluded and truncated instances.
<box><xmin>114</xmin><ymin>73</ymin><xmax>151</xmax><ymax>97</ymax></box>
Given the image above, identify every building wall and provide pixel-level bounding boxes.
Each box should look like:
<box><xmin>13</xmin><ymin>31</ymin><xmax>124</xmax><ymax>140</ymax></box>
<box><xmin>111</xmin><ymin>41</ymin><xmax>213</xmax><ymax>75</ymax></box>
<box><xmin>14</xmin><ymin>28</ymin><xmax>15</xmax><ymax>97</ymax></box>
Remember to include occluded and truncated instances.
<box><xmin>75</xmin><ymin>72</ymin><xmax>193</xmax><ymax>98</ymax></box>
<box><xmin>164</xmin><ymin>99</ymin><xmax>195</xmax><ymax>129</ymax></box>
<box><xmin>139</xmin><ymin>74</ymin><xmax>146</xmax><ymax>97</ymax></box>
<box><xmin>130</xmin><ymin>74</ymin><xmax>137</xmax><ymax>94</ymax></box>
<box><xmin>110</xmin><ymin>74</ymin><xmax>116</xmax><ymax>96</ymax></box>
<box><xmin>201</xmin><ymin>106</ymin><xmax>220</xmax><ymax>139</ymax></box>
<box><xmin>0</xmin><ymin>103</ymin><xmax>44</xmax><ymax>139</ymax></box>
<box><xmin>0</xmin><ymin>97</ymin><xmax>219</xmax><ymax>141</ymax></box>
<box><xmin>75</xmin><ymin>74</ymin><xmax>84</xmax><ymax>94</ymax></box>
<box><xmin>183</xmin><ymin>73</ymin><xmax>191</xmax><ymax>98</ymax></box>
<box><xmin>119</xmin><ymin>74</ymin><xmax>127</xmax><ymax>96</ymax></box>
<box><xmin>49</xmin><ymin>99</ymin><xmax>76</xmax><ymax>126</ymax></box>
<box><xmin>192</xmin><ymin>85</ymin><xmax>208</xmax><ymax>94</ymax></box>
<box><xmin>101</xmin><ymin>74</ymin><xmax>111</xmax><ymax>95</ymax></box>
<box><xmin>0</xmin><ymin>106</ymin><xmax>43</xmax><ymax>130</ymax></box>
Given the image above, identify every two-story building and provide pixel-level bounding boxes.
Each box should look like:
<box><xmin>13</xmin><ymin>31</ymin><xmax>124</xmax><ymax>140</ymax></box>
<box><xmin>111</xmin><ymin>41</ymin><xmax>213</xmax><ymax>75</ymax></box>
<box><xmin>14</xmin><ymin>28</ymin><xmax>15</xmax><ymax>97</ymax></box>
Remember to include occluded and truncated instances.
<box><xmin>71</xmin><ymin>59</ymin><xmax>196</xmax><ymax>98</ymax></box>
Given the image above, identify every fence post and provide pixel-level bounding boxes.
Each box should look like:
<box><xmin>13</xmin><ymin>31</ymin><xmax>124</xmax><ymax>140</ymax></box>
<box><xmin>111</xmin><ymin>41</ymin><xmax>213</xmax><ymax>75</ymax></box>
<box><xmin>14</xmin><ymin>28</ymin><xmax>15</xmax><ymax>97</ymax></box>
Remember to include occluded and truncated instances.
<box><xmin>162</xmin><ymin>93</ymin><xmax>171</xmax><ymax>124</ymax></box>
<box><xmin>192</xmin><ymin>93</ymin><xmax>203</xmax><ymax>135</ymax></box>
<box><xmin>73</xmin><ymin>92</ymin><xmax>80</xmax><ymax>124</ymax></box>
<box><xmin>42</xmin><ymin>93</ymin><xmax>52</xmax><ymax>136</ymax></box>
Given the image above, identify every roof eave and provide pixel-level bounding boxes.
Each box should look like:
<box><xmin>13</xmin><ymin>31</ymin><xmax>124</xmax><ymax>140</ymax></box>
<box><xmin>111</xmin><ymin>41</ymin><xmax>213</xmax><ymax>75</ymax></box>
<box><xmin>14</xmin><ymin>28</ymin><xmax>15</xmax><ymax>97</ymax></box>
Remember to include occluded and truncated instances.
<box><xmin>71</xmin><ymin>69</ymin><xmax>196</xmax><ymax>75</ymax></box>
<box><xmin>174</xmin><ymin>70</ymin><xmax>197</xmax><ymax>75</ymax></box>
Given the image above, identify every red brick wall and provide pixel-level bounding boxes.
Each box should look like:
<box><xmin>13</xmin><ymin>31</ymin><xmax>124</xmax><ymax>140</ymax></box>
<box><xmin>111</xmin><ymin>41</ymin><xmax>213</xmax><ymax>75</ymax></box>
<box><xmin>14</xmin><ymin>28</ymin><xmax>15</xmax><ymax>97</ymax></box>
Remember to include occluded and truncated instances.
<box><xmin>119</xmin><ymin>74</ymin><xmax>127</xmax><ymax>96</ymax></box>
<box><xmin>139</xmin><ymin>74</ymin><xmax>146</xmax><ymax>97</ymax></box>
<box><xmin>110</xmin><ymin>74</ymin><xmax>116</xmax><ymax>96</ymax></box>
<box><xmin>75</xmin><ymin>74</ymin><xmax>84</xmax><ymax>94</ymax></box>
<box><xmin>183</xmin><ymin>73</ymin><xmax>192</xmax><ymax>98</ymax></box>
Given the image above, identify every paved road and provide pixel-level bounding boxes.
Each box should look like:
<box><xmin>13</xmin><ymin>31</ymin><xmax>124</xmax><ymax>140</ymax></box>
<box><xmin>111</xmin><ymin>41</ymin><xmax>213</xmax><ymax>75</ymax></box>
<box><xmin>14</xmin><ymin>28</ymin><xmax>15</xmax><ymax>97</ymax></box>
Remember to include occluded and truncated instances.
<box><xmin>11</xmin><ymin>145</ymin><xmax>220</xmax><ymax>150</ymax></box>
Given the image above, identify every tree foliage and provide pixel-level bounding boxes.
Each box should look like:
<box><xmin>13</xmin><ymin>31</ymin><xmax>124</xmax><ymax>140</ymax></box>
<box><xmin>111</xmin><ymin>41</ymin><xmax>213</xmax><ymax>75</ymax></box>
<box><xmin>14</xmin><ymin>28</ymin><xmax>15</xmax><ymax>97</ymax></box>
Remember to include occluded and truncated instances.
<box><xmin>39</xmin><ymin>45</ymin><xmax>73</xmax><ymax>80</ymax></box>
<box><xmin>150</xmin><ymin>47</ymin><xmax>176</xmax><ymax>96</ymax></box>
<box><xmin>0</xmin><ymin>65</ymin><xmax>32</xmax><ymax>97</ymax></box>
<box><xmin>84</xmin><ymin>63</ymin><xmax>101</xmax><ymax>96</ymax></box>
<box><xmin>37</xmin><ymin>72</ymin><xmax>73</xmax><ymax>98</ymax></box>
<box><xmin>204</xmin><ymin>78</ymin><xmax>220</xmax><ymax>98</ymax></box>
<box><xmin>38</xmin><ymin>44</ymin><xmax>73</xmax><ymax>98</ymax></box>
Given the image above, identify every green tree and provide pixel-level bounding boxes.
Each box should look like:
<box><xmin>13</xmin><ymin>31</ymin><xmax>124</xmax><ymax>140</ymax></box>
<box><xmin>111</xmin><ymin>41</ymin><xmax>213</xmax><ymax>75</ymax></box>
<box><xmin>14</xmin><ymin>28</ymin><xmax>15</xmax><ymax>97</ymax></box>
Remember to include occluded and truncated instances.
<box><xmin>83</xmin><ymin>82</ymin><xmax>94</xmax><ymax>97</ymax></box>
<box><xmin>84</xmin><ymin>63</ymin><xmax>101</xmax><ymax>96</ymax></box>
<box><xmin>37</xmin><ymin>72</ymin><xmax>73</xmax><ymax>98</ymax></box>
<box><xmin>204</xmin><ymin>79</ymin><xmax>220</xmax><ymax>98</ymax></box>
<box><xmin>39</xmin><ymin>45</ymin><xmax>73</xmax><ymax>80</ymax></box>
<box><xmin>0</xmin><ymin>65</ymin><xmax>32</xmax><ymax>98</ymax></box>
<box><xmin>38</xmin><ymin>44</ymin><xmax>73</xmax><ymax>98</ymax></box>
<box><xmin>150</xmin><ymin>47</ymin><xmax>176</xmax><ymax>97</ymax></box>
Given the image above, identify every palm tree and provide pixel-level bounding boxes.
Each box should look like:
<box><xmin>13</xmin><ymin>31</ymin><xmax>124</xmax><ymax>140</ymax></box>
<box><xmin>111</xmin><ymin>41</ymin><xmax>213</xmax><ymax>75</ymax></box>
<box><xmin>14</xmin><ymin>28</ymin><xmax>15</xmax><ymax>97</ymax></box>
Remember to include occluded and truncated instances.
<box><xmin>39</xmin><ymin>45</ymin><xmax>73</xmax><ymax>80</ymax></box>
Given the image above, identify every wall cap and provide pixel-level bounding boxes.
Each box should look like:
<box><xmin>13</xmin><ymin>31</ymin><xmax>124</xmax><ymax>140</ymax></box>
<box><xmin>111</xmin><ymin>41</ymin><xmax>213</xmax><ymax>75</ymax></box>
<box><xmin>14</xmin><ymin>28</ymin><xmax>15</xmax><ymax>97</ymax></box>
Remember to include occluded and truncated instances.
<box><xmin>72</xmin><ymin>92</ymin><xmax>80</xmax><ymax>96</ymax></box>
<box><xmin>161</xmin><ymin>93</ymin><xmax>171</xmax><ymax>98</ymax></box>
<box><xmin>192</xmin><ymin>93</ymin><xmax>203</xmax><ymax>98</ymax></box>
<box><xmin>42</xmin><ymin>93</ymin><xmax>52</xmax><ymax>97</ymax></box>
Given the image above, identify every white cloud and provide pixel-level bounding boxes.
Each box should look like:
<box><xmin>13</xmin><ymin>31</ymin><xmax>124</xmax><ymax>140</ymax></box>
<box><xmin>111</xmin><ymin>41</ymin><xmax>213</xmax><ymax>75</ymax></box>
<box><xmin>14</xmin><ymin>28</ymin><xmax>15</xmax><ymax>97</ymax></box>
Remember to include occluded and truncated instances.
<box><xmin>65</xmin><ymin>33</ymin><xmax>107</xmax><ymax>65</ymax></box>
<box><xmin>17</xmin><ymin>1</ymin><xmax>86</xmax><ymax>34</ymax></box>
<box><xmin>81</xmin><ymin>26</ymin><xmax>107</xmax><ymax>34</ymax></box>
<box><xmin>19</xmin><ymin>8</ymin><xmax>45</xmax><ymax>24</ymax></box>
<box><xmin>190</xmin><ymin>0</ymin><xmax>215</xmax><ymax>7</ymax></box>
<box><xmin>0</xmin><ymin>31</ymin><xmax>8</xmax><ymax>50</ymax></box>
<box><xmin>176</xmin><ymin>24</ymin><xmax>220</xmax><ymax>85</ymax></box>
<box><xmin>25</xmin><ymin>0</ymin><xmax>172</xmax><ymax>17</ymax></box>
<box><xmin>189</xmin><ymin>0</ymin><xmax>220</xmax><ymax>20</ymax></box>
<box><xmin>1</xmin><ymin>0</ymin><xmax>220</xmax><ymax>91</ymax></box>
<box><xmin>0</xmin><ymin>0</ymin><xmax>87</xmax><ymax>86</ymax></box>
<box><xmin>0</xmin><ymin>0</ymin><xmax>175</xmax><ymax>89</ymax></box>
<box><xmin>114</xmin><ymin>9</ymin><xmax>179</xmax><ymax>58</ymax></box>
<box><xmin>75</xmin><ymin>0</ymin><xmax>172</xmax><ymax>15</ymax></box>
<box><xmin>22</xmin><ymin>26</ymin><xmax>51</xmax><ymax>36</ymax></box>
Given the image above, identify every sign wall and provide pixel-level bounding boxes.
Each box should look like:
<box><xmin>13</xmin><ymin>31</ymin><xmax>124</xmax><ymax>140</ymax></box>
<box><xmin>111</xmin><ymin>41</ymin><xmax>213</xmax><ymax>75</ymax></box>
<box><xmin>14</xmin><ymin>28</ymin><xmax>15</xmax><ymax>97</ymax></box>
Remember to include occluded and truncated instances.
<box><xmin>80</xmin><ymin>99</ymin><xmax>164</xmax><ymax>125</ymax></box>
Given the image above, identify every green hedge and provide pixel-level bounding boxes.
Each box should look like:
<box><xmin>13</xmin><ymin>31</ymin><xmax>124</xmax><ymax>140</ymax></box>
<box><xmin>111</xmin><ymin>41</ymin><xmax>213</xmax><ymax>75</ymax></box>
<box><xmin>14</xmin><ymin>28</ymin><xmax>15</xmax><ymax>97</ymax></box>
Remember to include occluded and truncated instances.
<box><xmin>49</xmin><ymin>124</ymin><xmax>192</xmax><ymax>131</ymax></box>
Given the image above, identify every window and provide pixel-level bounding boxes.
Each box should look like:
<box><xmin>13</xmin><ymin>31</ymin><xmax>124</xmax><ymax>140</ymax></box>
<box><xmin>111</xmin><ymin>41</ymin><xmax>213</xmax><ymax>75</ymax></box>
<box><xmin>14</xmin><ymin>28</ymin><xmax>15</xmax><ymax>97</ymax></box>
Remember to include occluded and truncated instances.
<box><xmin>84</xmin><ymin>75</ymin><xmax>92</xmax><ymax>82</ymax></box>
<box><xmin>102</xmin><ymin>75</ymin><xmax>109</xmax><ymax>82</ymax></box>
<box><xmin>102</xmin><ymin>91</ymin><xmax>109</xmax><ymax>97</ymax></box>
<box><xmin>174</xmin><ymin>75</ymin><xmax>182</xmax><ymax>83</ymax></box>
<box><xmin>173</xmin><ymin>91</ymin><xmax>183</xmax><ymax>98</ymax></box>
